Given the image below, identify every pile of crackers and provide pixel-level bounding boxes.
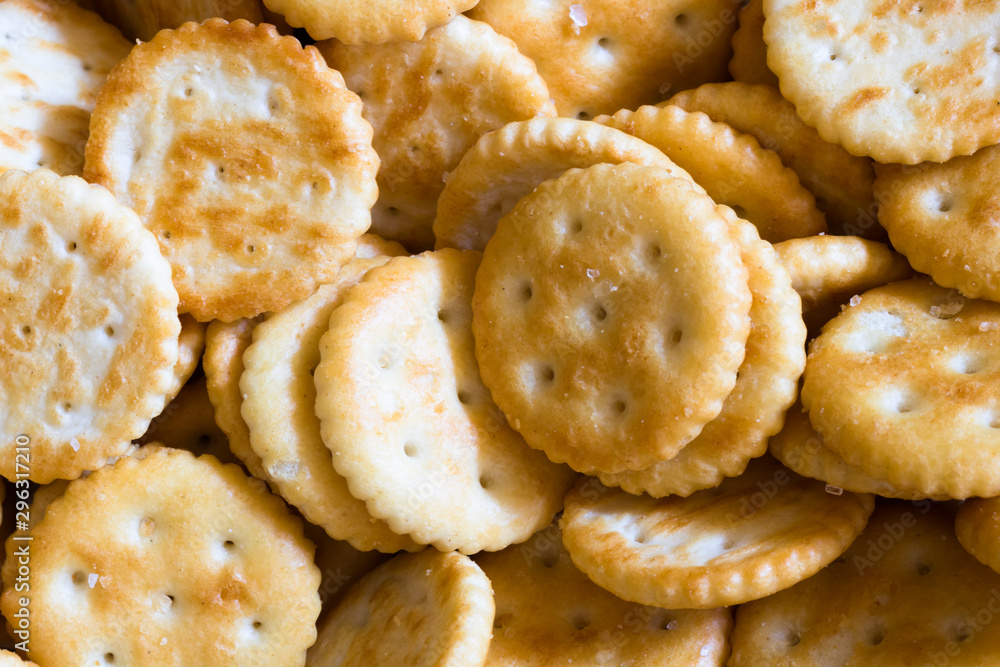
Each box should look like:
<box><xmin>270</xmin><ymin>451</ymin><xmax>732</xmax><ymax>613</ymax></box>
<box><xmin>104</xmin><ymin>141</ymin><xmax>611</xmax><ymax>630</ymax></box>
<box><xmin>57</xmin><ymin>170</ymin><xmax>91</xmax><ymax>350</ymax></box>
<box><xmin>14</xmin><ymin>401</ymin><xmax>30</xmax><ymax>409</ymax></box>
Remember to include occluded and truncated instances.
<box><xmin>3</xmin><ymin>0</ymin><xmax>1000</xmax><ymax>664</ymax></box>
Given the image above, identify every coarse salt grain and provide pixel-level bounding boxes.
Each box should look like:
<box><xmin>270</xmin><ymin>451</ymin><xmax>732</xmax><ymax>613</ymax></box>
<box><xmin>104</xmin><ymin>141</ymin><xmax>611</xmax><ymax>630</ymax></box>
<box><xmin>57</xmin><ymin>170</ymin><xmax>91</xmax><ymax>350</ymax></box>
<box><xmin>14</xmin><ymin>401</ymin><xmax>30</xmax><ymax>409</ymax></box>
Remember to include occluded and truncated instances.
<box><xmin>69</xmin><ymin>437</ymin><xmax>80</xmax><ymax>452</ymax></box>
<box><xmin>569</xmin><ymin>4</ymin><xmax>587</xmax><ymax>34</ymax></box>
<box><xmin>88</xmin><ymin>573</ymin><xmax>98</xmax><ymax>588</ymax></box>
<box><xmin>849</xmin><ymin>295</ymin><xmax>861</xmax><ymax>307</ymax></box>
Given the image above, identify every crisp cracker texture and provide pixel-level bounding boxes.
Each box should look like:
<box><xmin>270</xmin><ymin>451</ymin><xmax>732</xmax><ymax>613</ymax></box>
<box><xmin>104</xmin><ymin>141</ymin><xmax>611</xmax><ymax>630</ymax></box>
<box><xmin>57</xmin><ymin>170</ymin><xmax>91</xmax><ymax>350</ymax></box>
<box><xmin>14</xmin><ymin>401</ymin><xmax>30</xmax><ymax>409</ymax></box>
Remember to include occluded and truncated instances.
<box><xmin>561</xmin><ymin>457</ymin><xmax>875</xmax><ymax>609</ymax></box>
<box><xmin>433</xmin><ymin>117</ymin><xmax>691</xmax><ymax>252</ymax></box>
<box><xmin>956</xmin><ymin>497</ymin><xmax>1000</xmax><ymax>576</ymax></box>
<box><xmin>0</xmin><ymin>651</ymin><xmax>35</xmax><ymax>666</ymax></box>
<box><xmin>0</xmin><ymin>169</ymin><xmax>179</xmax><ymax>484</ymax></box>
<box><xmin>598</xmin><ymin>105</ymin><xmax>826</xmax><ymax>243</ymax></box>
<box><xmin>729</xmin><ymin>0</ymin><xmax>779</xmax><ymax>86</ymax></box>
<box><xmin>730</xmin><ymin>502</ymin><xmax>1000</xmax><ymax>665</ymax></box>
<box><xmin>308</xmin><ymin>549</ymin><xmax>494</xmax><ymax>666</ymax></box>
<box><xmin>264</xmin><ymin>0</ymin><xmax>478</xmax><ymax>44</ymax></box>
<box><xmin>0</xmin><ymin>0</ymin><xmax>131</xmax><ymax>176</ymax></box>
<box><xmin>667</xmin><ymin>82</ymin><xmax>878</xmax><ymax>238</ymax></box>
<box><xmin>0</xmin><ymin>447</ymin><xmax>321</xmax><ymax>666</ymax></box>
<box><xmin>469</xmin><ymin>0</ymin><xmax>741</xmax><ymax>119</ymax></box>
<box><xmin>81</xmin><ymin>0</ymin><xmax>263</xmax><ymax>41</ymax></box>
<box><xmin>770</xmin><ymin>405</ymin><xmax>948</xmax><ymax>501</ymax></box>
<box><xmin>876</xmin><ymin>150</ymin><xmax>1000</xmax><ymax>303</ymax></box>
<box><xmin>599</xmin><ymin>212</ymin><xmax>805</xmax><ymax>496</ymax></box>
<box><xmin>473</xmin><ymin>163</ymin><xmax>752</xmax><ymax>474</ymax></box>
<box><xmin>162</xmin><ymin>314</ymin><xmax>206</xmax><ymax>406</ymax></box>
<box><xmin>474</xmin><ymin>522</ymin><xmax>734</xmax><ymax>665</ymax></box>
<box><xmin>802</xmin><ymin>277</ymin><xmax>1000</xmax><ymax>499</ymax></box>
<box><xmin>315</xmin><ymin>250</ymin><xmax>577</xmax><ymax>553</ymax></box>
<box><xmin>763</xmin><ymin>0</ymin><xmax>1000</xmax><ymax>163</ymax></box>
<box><xmin>84</xmin><ymin>19</ymin><xmax>379</xmax><ymax>322</ymax></box>
<box><xmin>138</xmin><ymin>377</ymin><xmax>242</xmax><ymax>467</ymax></box>
<box><xmin>774</xmin><ymin>235</ymin><xmax>913</xmax><ymax>336</ymax></box>
<box><xmin>203</xmin><ymin>316</ymin><xmax>271</xmax><ymax>484</ymax></box>
<box><xmin>241</xmin><ymin>257</ymin><xmax>420</xmax><ymax>553</ymax></box>
<box><xmin>320</xmin><ymin>16</ymin><xmax>555</xmax><ymax>251</ymax></box>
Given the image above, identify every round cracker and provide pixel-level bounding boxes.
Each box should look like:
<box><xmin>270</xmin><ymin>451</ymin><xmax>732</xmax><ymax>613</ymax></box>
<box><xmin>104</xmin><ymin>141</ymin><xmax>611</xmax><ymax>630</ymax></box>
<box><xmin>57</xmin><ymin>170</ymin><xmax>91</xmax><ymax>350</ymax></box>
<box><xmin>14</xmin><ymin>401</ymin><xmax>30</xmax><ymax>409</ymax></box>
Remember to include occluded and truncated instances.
<box><xmin>308</xmin><ymin>549</ymin><xmax>494</xmax><ymax>666</ymax></box>
<box><xmin>354</xmin><ymin>232</ymin><xmax>407</xmax><ymax>260</ymax></box>
<box><xmin>801</xmin><ymin>277</ymin><xmax>1000</xmax><ymax>499</ymax></box>
<box><xmin>0</xmin><ymin>651</ymin><xmax>34</xmax><ymax>666</ymax></box>
<box><xmin>770</xmin><ymin>405</ymin><xmax>949</xmax><ymax>501</ymax></box>
<box><xmin>956</xmin><ymin>497</ymin><xmax>1000</xmax><ymax>576</ymax></box>
<box><xmin>474</xmin><ymin>522</ymin><xmax>734</xmax><ymax>665</ymax></box>
<box><xmin>469</xmin><ymin>0</ymin><xmax>741</xmax><ymax>119</ymax></box>
<box><xmin>773</xmin><ymin>235</ymin><xmax>913</xmax><ymax>336</ymax></box>
<box><xmin>138</xmin><ymin>377</ymin><xmax>242</xmax><ymax>467</ymax></box>
<box><xmin>203</xmin><ymin>316</ymin><xmax>271</xmax><ymax>484</ymax></box>
<box><xmin>729</xmin><ymin>0</ymin><xmax>779</xmax><ymax>87</ymax></box>
<box><xmin>241</xmin><ymin>257</ymin><xmax>420</xmax><ymax>553</ymax></box>
<box><xmin>598</xmin><ymin>211</ymin><xmax>805</xmax><ymax>496</ymax></box>
<box><xmin>763</xmin><ymin>0</ymin><xmax>1000</xmax><ymax>163</ymax></box>
<box><xmin>729</xmin><ymin>501</ymin><xmax>1000</xmax><ymax>665</ymax></box>
<box><xmin>319</xmin><ymin>16</ymin><xmax>555</xmax><ymax>251</ymax></box>
<box><xmin>84</xmin><ymin>19</ymin><xmax>379</xmax><ymax>322</ymax></box>
<box><xmin>597</xmin><ymin>104</ymin><xmax>826</xmax><ymax>243</ymax></box>
<box><xmin>561</xmin><ymin>457</ymin><xmax>875</xmax><ymax>609</ymax></box>
<box><xmin>876</xmin><ymin>149</ymin><xmax>1000</xmax><ymax>303</ymax></box>
<box><xmin>0</xmin><ymin>0</ymin><xmax>131</xmax><ymax>176</ymax></box>
<box><xmin>473</xmin><ymin>163</ymin><xmax>752</xmax><ymax>474</ymax></box>
<box><xmin>0</xmin><ymin>169</ymin><xmax>179</xmax><ymax>484</ymax></box>
<box><xmin>666</xmin><ymin>82</ymin><xmax>878</xmax><ymax>238</ymax></box>
<box><xmin>432</xmin><ymin>117</ymin><xmax>695</xmax><ymax>252</ymax></box>
<box><xmin>315</xmin><ymin>250</ymin><xmax>577</xmax><ymax>553</ymax></box>
<box><xmin>264</xmin><ymin>0</ymin><xmax>478</xmax><ymax>44</ymax></box>
<box><xmin>0</xmin><ymin>447</ymin><xmax>321</xmax><ymax>665</ymax></box>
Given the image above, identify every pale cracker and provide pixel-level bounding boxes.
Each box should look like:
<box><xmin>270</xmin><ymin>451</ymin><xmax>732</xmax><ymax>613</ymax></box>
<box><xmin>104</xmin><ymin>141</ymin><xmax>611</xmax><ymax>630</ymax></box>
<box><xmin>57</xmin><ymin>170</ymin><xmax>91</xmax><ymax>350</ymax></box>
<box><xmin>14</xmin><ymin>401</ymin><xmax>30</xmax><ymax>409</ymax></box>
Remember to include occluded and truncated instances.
<box><xmin>876</xmin><ymin>150</ymin><xmax>1000</xmax><ymax>303</ymax></box>
<box><xmin>956</xmin><ymin>497</ymin><xmax>1000</xmax><ymax>576</ymax></box>
<box><xmin>666</xmin><ymin>82</ymin><xmax>878</xmax><ymax>238</ymax></box>
<box><xmin>315</xmin><ymin>250</ymin><xmax>577</xmax><ymax>553</ymax></box>
<box><xmin>354</xmin><ymin>232</ymin><xmax>408</xmax><ymax>260</ymax></box>
<box><xmin>138</xmin><ymin>377</ymin><xmax>242</xmax><ymax>467</ymax></box>
<box><xmin>241</xmin><ymin>257</ymin><xmax>420</xmax><ymax>553</ymax></box>
<box><xmin>729</xmin><ymin>501</ymin><xmax>1000</xmax><ymax>665</ymax></box>
<box><xmin>308</xmin><ymin>549</ymin><xmax>493</xmax><ymax>666</ymax></box>
<box><xmin>469</xmin><ymin>0</ymin><xmax>741</xmax><ymax>119</ymax></box>
<box><xmin>0</xmin><ymin>169</ymin><xmax>179</xmax><ymax>484</ymax></box>
<box><xmin>560</xmin><ymin>457</ymin><xmax>875</xmax><ymax>609</ymax></box>
<box><xmin>432</xmin><ymin>116</ymin><xmax>695</xmax><ymax>252</ymax></box>
<box><xmin>162</xmin><ymin>313</ymin><xmax>206</xmax><ymax>406</ymax></box>
<box><xmin>473</xmin><ymin>163</ymin><xmax>752</xmax><ymax>474</ymax></box>
<box><xmin>729</xmin><ymin>0</ymin><xmax>779</xmax><ymax>87</ymax></box>
<box><xmin>0</xmin><ymin>651</ymin><xmax>35</xmax><ymax>666</ymax></box>
<box><xmin>773</xmin><ymin>235</ymin><xmax>913</xmax><ymax>336</ymax></box>
<box><xmin>319</xmin><ymin>16</ymin><xmax>555</xmax><ymax>250</ymax></box>
<box><xmin>263</xmin><ymin>0</ymin><xmax>478</xmax><ymax>44</ymax></box>
<box><xmin>0</xmin><ymin>447</ymin><xmax>321</xmax><ymax>666</ymax></box>
<box><xmin>0</xmin><ymin>0</ymin><xmax>130</xmax><ymax>176</ymax></box>
<box><xmin>84</xmin><ymin>19</ymin><xmax>379</xmax><ymax>322</ymax></box>
<box><xmin>474</xmin><ymin>522</ymin><xmax>734</xmax><ymax>665</ymax></box>
<box><xmin>802</xmin><ymin>277</ymin><xmax>1000</xmax><ymax>499</ymax></box>
<box><xmin>770</xmin><ymin>405</ymin><xmax>949</xmax><ymax>501</ymax></box>
<box><xmin>763</xmin><ymin>0</ymin><xmax>1000</xmax><ymax>163</ymax></box>
<box><xmin>203</xmin><ymin>316</ymin><xmax>271</xmax><ymax>484</ymax></box>
<box><xmin>598</xmin><ymin>211</ymin><xmax>805</xmax><ymax>496</ymax></box>
<box><xmin>597</xmin><ymin>104</ymin><xmax>826</xmax><ymax>243</ymax></box>
<box><xmin>80</xmin><ymin>0</ymin><xmax>263</xmax><ymax>41</ymax></box>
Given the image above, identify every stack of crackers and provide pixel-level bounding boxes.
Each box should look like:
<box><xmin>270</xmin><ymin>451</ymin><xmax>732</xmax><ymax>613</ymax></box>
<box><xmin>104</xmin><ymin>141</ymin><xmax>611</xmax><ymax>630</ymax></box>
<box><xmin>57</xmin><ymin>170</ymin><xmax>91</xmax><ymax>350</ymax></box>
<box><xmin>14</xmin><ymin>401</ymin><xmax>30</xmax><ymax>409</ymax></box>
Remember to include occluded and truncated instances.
<box><xmin>3</xmin><ymin>0</ymin><xmax>1000</xmax><ymax>664</ymax></box>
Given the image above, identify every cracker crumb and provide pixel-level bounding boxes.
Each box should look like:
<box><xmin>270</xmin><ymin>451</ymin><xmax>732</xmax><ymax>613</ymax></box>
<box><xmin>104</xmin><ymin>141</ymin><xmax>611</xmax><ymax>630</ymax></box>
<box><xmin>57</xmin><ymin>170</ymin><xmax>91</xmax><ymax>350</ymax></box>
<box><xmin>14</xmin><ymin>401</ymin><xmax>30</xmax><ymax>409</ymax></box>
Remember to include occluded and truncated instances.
<box><xmin>569</xmin><ymin>5</ymin><xmax>588</xmax><ymax>35</ymax></box>
<box><xmin>700</xmin><ymin>646</ymin><xmax>711</xmax><ymax>657</ymax></box>
<box><xmin>87</xmin><ymin>573</ymin><xmax>98</xmax><ymax>588</ymax></box>
<box><xmin>849</xmin><ymin>295</ymin><xmax>861</xmax><ymax>307</ymax></box>
<box><xmin>160</xmin><ymin>638</ymin><xmax>167</xmax><ymax>645</ymax></box>
<box><xmin>824</xmin><ymin>485</ymin><xmax>844</xmax><ymax>496</ymax></box>
<box><xmin>980</xmin><ymin>321</ymin><xmax>998</xmax><ymax>332</ymax></box>
<box><xmin>665</xmin><ymin>620</ymin><xmax>678</xmax><ymax>630</ymax></box>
